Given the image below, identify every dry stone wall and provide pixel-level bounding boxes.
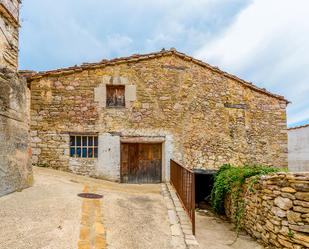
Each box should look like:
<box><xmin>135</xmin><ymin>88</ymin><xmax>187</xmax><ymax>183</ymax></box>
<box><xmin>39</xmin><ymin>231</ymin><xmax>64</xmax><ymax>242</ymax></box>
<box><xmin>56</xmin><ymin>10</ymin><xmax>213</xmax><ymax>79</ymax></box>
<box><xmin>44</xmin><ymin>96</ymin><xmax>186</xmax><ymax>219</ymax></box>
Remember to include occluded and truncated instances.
<box><xmin>0</xmin><ymin>69</ymin><xmax>32</xmax><ymax>196</ymax></box>
<box><xmin>29</xmin><ymin>54</ymin><xmax>288</xmax><ymax>178</ymax></box>
<box><xmin>225</xmin><ymin>172</ymin><xmax>309</xmax><ymax>249</ymax></box>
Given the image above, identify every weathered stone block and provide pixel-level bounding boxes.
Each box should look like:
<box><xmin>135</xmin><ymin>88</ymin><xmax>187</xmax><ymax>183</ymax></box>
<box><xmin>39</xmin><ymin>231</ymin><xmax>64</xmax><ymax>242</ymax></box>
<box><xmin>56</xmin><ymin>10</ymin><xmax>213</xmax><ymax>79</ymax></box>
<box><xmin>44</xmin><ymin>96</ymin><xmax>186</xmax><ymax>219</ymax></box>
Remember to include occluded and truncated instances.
<box><xmin>293</xmin><ymin>206</ymin><xmax>309</xmax><ymax>214</ymax></box>
<box><xmin>287</xmin><ymin>210</ymin><xmax>302</xmax><ymax>224</ymax></box>
<box><xmin>296</xmin><ymin>192</ymin><xmax>309</xmax><ymax>202</ymax></box>
<box><xmin>282</xmin><ymin>187</ymin><xmax>297</xmax><ymax>193</ymax></box>
<box><xmin>272</xmin><ymin>206</ymin><xmax>287</xmax><ymax>217</ymax></box>
<box><xmin>289</xmin><ymin>225</ymin><xmax>309</xmax><ymax>234</ymax></box>
<box><xmin>294</xmin><ymin>200</ymin><xmax>309</xmax><ymax>208</ymax></box>
<box><xmin>0</xmin><ymin>70</ymin><xmax>32</xmax><ymax>196</ymax></box>
<box><xmin>274</xmin><ymin>196</ymin><xmax>293</xmax><ymax>210</ymax></box>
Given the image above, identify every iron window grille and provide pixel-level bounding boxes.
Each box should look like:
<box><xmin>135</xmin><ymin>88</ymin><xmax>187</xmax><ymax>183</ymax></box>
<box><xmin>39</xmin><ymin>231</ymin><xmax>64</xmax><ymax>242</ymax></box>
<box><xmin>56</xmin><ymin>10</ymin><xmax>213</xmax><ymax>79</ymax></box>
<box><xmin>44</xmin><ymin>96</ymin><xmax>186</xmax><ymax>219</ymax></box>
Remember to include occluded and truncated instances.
<box><xmin>70</xmin><ymin>135</ymin><xmax>98</xmax><ymax>158</ymax></box>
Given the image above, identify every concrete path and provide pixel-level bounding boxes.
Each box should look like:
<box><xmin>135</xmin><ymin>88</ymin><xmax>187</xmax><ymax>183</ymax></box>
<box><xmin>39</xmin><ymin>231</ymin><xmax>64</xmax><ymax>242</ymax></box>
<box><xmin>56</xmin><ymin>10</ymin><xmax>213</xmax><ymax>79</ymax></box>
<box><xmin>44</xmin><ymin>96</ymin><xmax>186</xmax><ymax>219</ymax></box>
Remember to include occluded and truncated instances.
<box><xmin>195</xmin><ymin>210</ymin><xmax>264</xmax><ymax>249</ymax></box>
<box><xmin>0</xmin><ymin>167</ymin><xmax>183</xmax><ymax>249</ymax></box>
<box><xmin>0</xmin><ymin>167</ymin><xmax>264</xmax><ymax>249</ymax></box>
<box><xmin>0</xmin><ymin>167</ymin><xmax>82</xmax><ymax>249</ymax></box>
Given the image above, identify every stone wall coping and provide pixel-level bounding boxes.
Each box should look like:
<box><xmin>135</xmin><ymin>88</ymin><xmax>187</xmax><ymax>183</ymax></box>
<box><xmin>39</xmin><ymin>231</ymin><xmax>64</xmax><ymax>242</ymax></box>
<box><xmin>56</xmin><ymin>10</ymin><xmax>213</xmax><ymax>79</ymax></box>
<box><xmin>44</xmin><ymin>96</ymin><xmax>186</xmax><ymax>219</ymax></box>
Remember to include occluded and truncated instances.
<box><xmin>245</xmin><ymin>172</ymin><xmax>309</xmax><ymax>183</ymax></box>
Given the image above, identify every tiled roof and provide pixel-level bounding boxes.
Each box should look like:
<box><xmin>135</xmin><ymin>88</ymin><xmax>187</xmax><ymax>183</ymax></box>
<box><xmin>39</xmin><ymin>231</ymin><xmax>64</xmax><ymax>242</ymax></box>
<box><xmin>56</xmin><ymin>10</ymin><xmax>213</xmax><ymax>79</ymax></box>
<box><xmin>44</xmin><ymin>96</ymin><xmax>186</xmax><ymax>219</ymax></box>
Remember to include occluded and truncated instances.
<box><xmin>20</xmin><ymin>48</ymin><xmax>289</xmax><ymax>103</ymax></box>
<box><xmin>288</xmin><ymin>124</ymin><xmax>309</xmax><ymax>130</ymax></box>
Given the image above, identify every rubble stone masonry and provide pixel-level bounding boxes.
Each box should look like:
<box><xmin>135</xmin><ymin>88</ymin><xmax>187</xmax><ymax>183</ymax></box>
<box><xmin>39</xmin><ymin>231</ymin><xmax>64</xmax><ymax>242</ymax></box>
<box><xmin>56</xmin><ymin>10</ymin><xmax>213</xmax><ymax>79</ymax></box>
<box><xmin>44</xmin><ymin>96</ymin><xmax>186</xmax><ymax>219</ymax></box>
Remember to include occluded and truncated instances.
<box><xmin>28</xmin><ymin>51</ymin><xmax>288</xmax><ymax>178</ymax></box>
<box><xmin>0</xmin><ymin>0</ymin><xmax>32</xmax><ymax>197</ymax></box>
<box><xmin>0</xmin><ymin>0</ymin><xmax>19</xmax><ymax>71</ymax></box>
<box><xmin>0</xmin><ymin>68</ymin><xmax>32</xmax><ymax>196</ymax></box>
<box><xmin>225</xmin><ymin>172</ymin><xmax>309</xmax><ymax>249</ymax></box>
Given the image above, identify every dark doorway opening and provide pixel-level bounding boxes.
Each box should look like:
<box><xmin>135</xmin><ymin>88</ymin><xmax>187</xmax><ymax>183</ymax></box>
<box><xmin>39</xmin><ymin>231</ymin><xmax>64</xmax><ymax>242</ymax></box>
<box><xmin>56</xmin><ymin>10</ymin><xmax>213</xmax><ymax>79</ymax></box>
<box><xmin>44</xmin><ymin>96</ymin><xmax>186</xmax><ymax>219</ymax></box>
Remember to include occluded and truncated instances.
<box><xmin>194</xmin><ymin>169</ymin><xmax>217</xmax><ymax>209</ymax></box>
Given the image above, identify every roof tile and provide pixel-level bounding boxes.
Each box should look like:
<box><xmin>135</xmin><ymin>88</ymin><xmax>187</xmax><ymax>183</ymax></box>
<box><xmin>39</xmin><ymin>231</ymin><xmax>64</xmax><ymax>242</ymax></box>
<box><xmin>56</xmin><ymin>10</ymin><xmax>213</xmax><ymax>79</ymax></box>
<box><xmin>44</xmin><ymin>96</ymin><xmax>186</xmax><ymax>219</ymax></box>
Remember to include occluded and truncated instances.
<box><xmin>19</xmin><ymin>48</ymin><xmax>289</xmax><ymax>103</ymax></box>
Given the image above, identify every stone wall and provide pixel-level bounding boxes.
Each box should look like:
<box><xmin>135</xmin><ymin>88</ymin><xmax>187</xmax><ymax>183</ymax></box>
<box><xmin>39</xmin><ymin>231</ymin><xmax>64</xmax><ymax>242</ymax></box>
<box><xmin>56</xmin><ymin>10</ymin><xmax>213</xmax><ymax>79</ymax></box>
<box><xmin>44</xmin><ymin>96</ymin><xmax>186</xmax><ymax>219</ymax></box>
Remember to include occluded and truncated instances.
<box><xmin>28</xmin><ymin>53</ymin><xmax>288</xmax><ymax>180</ymax></box>
<box><xmin>0</xmin><ymin>0</ymin><xmax>32</xmax><ymax>196</ymax></box>
<box><xmin>225</xmin><ymin>172</ymin><xmax>309</xmax><ymax>249</ymax></box>
<box><xmin>0</xmin><ymin>0</ymin><xmax>19</xmax><ymax>70</ymax></box>
<box><xmin>0</xmin><ymin>68</ymin><xmax>32</xmax><ymax>196</ymax></box>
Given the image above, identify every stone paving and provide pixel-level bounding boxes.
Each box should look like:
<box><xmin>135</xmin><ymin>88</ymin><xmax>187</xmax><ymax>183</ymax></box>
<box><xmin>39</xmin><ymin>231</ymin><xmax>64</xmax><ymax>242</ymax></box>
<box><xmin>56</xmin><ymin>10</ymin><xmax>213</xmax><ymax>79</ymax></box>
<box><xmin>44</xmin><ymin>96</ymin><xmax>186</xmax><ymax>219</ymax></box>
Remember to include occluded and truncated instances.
<box><xmin>163</xmin><ymin>183</ymin><xmax>199</xmax><ymax>249</ymax></box>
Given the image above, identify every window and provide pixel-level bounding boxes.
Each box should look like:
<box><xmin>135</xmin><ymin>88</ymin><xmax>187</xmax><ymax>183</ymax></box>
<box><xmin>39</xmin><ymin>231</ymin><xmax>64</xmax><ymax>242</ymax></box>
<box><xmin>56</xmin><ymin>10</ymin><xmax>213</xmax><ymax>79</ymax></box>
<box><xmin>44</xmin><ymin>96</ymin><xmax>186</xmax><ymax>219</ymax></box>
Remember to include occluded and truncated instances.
<box><xmin>106</xmin><ymin>85</ymin><xmax>125</xmax><ymax>107</ymax></box>
<box><xmin>70</xmin><ymin>135</ymin><xmax>98</xmax><ymax>158</ymax></box>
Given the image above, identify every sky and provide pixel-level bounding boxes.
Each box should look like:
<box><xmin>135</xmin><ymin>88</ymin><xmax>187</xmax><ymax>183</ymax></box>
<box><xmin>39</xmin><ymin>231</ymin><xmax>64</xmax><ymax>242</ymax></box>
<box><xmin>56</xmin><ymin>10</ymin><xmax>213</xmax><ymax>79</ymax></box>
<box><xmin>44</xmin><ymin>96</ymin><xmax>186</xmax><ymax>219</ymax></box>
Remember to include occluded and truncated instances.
<box><xmin>19</xmin><ymin>0</ymin><xmax>309</xmax><ymax>127</ymax></box>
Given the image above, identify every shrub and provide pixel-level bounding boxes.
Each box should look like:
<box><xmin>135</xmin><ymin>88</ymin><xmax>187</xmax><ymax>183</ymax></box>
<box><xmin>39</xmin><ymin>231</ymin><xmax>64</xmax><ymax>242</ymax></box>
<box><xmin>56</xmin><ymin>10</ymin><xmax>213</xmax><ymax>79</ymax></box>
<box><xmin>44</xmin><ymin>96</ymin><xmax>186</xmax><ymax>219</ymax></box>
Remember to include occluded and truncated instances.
<box><xmin>210</xmin><ymin>164</ymin><xmax>284</xmax><ymax>232</ymax></box>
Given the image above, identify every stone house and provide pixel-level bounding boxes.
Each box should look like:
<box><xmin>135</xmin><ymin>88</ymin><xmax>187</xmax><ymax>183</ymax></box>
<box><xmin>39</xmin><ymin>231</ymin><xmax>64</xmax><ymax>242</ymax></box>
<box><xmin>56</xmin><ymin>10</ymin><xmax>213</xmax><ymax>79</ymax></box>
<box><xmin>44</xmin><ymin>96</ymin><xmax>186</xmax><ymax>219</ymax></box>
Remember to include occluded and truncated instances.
<box><xmin>0</xmin><ymin>0</ymin><xmax>32</xmax><ymax>196</ymax></box>
<box><xmin>288</xmin><ymin>124</ymin><xmax>309</xmax><ymax>172</ymax></box>
<box><xmin>24</xmin><ymin>49</ymin><xmax>288</xmax><ymax>183</ymax></box>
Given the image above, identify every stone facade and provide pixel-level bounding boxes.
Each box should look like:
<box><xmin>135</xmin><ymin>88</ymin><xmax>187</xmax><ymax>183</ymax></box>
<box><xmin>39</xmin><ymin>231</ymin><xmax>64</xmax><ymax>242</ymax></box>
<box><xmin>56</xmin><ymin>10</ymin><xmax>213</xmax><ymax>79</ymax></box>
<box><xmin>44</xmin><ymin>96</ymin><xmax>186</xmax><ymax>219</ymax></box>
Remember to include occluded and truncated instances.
<box><xmin>0</xmin><ymin>0</ymin><xmax>32</xmax><ymax>197</ymax></box>
<box><xmin>26</xmin><ymin>50</ymin><xmax>288</xmax><ymax>181</ymax></box>
<box><xmin>0</xmin><ymin>68</ymin><xmax>32</xmax><ymax>196</ymax></box>
<box><xmin>288</xmin><ymin>125</ymin><xmax>309</xmax><ymax>172</ymax></box>
<box><xmin>225</xmin><ymin>172</ymin><xmax>309</xmax><ymax>249</ymax></box>
<box><xmin>0</xmin><ymin>0</ymin><xmax>19</xmax><ymax>70</ymax></box>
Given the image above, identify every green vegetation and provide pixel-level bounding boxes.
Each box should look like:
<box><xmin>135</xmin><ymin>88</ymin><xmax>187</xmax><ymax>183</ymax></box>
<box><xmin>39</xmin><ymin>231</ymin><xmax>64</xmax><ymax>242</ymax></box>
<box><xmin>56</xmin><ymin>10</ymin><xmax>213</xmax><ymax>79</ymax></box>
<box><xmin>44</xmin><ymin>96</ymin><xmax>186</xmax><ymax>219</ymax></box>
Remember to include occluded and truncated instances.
<box><xmin>287</xmin><ymin>229</ymin><xmax>294</xmax><ymax>238</ymax></box>
<box><xmin>210</xmin><ymin>164</ymin><xmax>284</xmax><ymax>232</ymax></box>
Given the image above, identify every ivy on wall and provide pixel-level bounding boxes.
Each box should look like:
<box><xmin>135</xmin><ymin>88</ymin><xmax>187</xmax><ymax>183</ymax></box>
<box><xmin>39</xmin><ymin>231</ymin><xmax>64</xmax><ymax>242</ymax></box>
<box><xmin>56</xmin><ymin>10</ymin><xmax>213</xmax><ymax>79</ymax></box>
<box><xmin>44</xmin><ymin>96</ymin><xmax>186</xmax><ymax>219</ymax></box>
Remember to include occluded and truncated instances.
<box><xmin>210</xmin><ymin>164</ymin><xmax>285</xmax><ymax>232</ymax></box>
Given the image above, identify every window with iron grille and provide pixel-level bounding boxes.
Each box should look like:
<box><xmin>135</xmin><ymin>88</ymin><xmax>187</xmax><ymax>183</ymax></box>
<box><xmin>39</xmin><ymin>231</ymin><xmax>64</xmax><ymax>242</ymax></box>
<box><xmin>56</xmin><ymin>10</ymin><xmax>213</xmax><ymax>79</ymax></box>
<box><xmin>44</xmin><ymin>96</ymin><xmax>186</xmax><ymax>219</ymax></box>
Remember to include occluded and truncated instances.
<box><xmin>106</xmin><ymin>85</ymin><xmax>125</xmax><ymax>107</ymax></box>
<box><xmin>70</xmin><ymin>135</ymin><xmax>98</xmax><ymax>158</ymax></box>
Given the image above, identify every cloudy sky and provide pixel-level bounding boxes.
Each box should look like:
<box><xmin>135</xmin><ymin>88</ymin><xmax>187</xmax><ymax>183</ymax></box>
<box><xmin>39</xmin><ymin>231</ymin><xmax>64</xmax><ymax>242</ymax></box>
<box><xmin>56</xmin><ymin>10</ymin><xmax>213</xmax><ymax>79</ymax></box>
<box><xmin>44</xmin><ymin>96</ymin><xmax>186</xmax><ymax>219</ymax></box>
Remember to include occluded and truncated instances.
<box><xmin>19</xmin><ymin>0</ymin><xmax>309</xmax><ymax>127</ymax></box>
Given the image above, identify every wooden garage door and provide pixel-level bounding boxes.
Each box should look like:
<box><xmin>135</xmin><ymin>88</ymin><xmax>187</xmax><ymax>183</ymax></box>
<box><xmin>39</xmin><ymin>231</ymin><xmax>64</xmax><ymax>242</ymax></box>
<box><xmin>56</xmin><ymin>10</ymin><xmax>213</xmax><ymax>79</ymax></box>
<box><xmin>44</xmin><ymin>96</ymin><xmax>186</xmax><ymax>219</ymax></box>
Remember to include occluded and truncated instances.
<box><xmin>121</xmin><ymin>143</ymin><xmax>162</xmax><ymax>183</ymax></box>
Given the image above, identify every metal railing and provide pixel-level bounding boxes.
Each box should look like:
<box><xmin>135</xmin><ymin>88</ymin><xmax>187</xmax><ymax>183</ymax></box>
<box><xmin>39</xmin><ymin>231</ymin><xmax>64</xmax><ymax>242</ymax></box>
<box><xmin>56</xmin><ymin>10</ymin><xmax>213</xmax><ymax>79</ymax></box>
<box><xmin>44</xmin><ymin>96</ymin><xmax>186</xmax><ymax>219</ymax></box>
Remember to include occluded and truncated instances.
<box><xmin>170</xmin><ymin>159</ymin><xmax>195</xmax><ymax>235</ymax></box>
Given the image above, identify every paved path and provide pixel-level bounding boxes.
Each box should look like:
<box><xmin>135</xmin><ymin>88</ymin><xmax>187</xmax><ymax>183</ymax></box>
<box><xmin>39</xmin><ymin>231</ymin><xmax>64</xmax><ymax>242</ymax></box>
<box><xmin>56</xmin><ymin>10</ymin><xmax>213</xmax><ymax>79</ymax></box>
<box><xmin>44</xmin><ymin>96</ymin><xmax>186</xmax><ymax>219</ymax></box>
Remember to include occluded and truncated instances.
<box><xmin>195</xmin><ymin>210</ymin><xmax>264</xmax><ymax>249</ymax></box>
<box><xmin>0</xmin><ymin>167</ymin><xmax>264</xmax><ymax>249</ymax></box>
<box><xmin>0</xmin><ymin>167</ymin><xmax>82</xmax><ymax>249</ymax></box>
<box><xmin>0</xmin><ymin>167</ymin><xmax>182</xmax><ymax>249</ymax></box>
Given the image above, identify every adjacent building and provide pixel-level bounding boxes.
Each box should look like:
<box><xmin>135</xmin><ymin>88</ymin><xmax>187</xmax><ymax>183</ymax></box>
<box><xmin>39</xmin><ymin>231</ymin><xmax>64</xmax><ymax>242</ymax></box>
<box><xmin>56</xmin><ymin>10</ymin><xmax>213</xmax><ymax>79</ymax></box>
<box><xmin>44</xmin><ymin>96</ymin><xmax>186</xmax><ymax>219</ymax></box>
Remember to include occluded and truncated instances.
<box><xmin>0</xmin><ymin>0</ymin><xmax>32</xmax><ymax>196</ymax></box>
<box><xmin>288</xmin><ymin>124</ymin><xmax>309</xmax><ymax>172</ymax></box>
<box><xmin>24</xmin><ymin>49</ymin><xmax>288</xmax><ymax>183</ymax></box>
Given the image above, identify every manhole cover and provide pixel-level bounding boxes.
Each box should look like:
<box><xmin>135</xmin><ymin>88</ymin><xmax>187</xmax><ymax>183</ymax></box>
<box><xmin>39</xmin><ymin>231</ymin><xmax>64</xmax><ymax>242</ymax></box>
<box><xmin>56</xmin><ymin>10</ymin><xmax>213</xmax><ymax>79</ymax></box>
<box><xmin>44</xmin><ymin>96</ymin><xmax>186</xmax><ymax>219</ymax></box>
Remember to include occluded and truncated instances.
<box><xmin>77</xmin><ymin>193</ymin><xmax>103</xmax><ymax>199</ymax></box>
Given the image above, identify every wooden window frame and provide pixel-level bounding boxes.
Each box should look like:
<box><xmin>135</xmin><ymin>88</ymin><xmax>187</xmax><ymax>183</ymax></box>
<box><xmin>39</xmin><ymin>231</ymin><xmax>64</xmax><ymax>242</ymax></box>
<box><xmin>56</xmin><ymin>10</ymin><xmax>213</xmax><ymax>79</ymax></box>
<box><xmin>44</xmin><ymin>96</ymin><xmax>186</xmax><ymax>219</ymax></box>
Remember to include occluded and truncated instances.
<box><xmin>106</xmin><ymin>85</ymin><xmax>125</xmax><ymax>108</ymax></box>
<box><xmin>70</xmin><ymin>135</ymin><xmax>98</xmax><ymax>159</ymax></box>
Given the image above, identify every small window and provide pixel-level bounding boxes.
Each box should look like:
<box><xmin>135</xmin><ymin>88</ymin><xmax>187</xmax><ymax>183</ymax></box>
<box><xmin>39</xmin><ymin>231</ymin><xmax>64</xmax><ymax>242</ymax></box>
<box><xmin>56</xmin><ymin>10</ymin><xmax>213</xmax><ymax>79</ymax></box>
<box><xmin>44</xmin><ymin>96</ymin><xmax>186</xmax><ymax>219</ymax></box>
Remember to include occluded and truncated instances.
<box><xmin>106</xmin><ymin>85</ymin><xmax>125</xmax><ymax>107</ymax></box>
<box><xmin>70</xmin><ymin>135</ymin><xmax>98</xmax><ymax>158</ymax></box>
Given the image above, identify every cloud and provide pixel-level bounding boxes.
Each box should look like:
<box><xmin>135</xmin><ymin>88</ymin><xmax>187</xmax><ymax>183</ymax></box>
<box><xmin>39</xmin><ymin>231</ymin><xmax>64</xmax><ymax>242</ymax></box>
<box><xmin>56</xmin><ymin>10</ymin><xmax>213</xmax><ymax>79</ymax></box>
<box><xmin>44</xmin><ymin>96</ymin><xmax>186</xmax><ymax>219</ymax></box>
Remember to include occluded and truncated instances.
<box><xmin>194</xmin><ymin>0</ymin><xmax>309</xmax><ymax>126</ymax></box>
<box><xmin>19</xmin><ymin>0</ymin><xmax>309</xmax><ymax>126</ymax></box>
<box><xmin>19</xmin><ymin>0</ymin><xmax>248</xmax><ymax>70</ymax></box>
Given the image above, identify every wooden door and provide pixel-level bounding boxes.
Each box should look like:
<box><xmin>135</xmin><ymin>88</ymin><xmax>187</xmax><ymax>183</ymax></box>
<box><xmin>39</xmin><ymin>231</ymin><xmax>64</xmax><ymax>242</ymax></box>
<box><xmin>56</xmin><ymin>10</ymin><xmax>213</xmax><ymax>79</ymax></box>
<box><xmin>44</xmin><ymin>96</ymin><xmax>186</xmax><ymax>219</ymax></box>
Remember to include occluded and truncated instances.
<box><xmin>121</xmin><ymin>143</ymin><xmax>162</xmax><ymax>183</ymax></box>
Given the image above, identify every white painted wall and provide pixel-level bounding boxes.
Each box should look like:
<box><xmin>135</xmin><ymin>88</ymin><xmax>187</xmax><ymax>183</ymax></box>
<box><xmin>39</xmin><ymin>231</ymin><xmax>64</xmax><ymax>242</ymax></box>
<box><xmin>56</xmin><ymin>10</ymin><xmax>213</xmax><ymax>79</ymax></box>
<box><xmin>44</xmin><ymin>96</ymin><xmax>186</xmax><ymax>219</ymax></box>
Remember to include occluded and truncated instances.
<box><xmin>96</xmin><ymin>132</ymin><xmax>173</xmax><ymax>182</ymax></box>
<box><xmin>288</xmin><ymin>126</ymin><xmax>309</xmax><ymax>172</ymax></box>
<box><xmin>96</xmin><ymin>133</ymin><xmax>121</xmax><ymax>181</ymax></box>
<box><xmin>163</xmin><ymin>135</ymin><xmax>173</xmax><ymax>181</ymax></box>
